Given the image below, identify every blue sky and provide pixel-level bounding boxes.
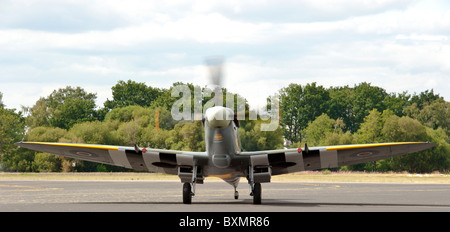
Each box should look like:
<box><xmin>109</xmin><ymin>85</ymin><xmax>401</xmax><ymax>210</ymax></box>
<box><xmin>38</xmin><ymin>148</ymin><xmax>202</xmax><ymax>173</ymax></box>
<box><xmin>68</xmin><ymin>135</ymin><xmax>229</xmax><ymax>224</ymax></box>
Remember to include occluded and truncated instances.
<box><xmin>0</xmin><ymin>0</ymin><xmax>449</xmax><ymax>111</ymax></box>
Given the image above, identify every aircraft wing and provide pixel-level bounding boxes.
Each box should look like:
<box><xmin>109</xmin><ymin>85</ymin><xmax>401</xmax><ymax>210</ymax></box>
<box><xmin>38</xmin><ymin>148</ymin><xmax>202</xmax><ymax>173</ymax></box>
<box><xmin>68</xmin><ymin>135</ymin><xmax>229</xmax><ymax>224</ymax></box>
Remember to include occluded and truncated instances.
<box><xmin>239</xmin><ymin>142</ymin><xmax>435</xmax><ymax>175</ymax></box>
<box><xmin>15</xmin><ymin>141</ymin><xmax>208</xmax><ymax>175</ymax></box>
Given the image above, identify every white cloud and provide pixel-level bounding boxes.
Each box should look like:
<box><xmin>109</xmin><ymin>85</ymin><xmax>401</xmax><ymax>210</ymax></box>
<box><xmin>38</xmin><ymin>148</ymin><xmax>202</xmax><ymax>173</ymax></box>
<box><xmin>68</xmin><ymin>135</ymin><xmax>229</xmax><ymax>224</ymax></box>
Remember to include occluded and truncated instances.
<box><xmin>396</xmin><ymin>34</ymin><xmax>449</xmax><ymax>41</ymax></box>
<box><xmin>1</xmin><ymin>0</ymin><xmax>450</xmax><ymax>111</ymax></box>
<box><xmin>1</xmin><ymin>0</ymin><xmax>447</xmax><ymax>50</ymax></box>
<box><xmin>0</xmin><ymin>82</ymin><xmax>66</xmax><ymax>110</ymax></box>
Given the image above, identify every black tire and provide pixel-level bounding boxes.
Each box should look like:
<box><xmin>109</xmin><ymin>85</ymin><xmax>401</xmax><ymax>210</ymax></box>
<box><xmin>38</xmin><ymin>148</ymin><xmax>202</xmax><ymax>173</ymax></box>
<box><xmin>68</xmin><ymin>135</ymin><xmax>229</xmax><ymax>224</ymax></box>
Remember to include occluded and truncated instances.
<box><xmin>253</xmin><ymin>183</ymin><xmax>261</xmax><ymax>204</ymax></box>
<box><xmin>183</xmin><ymin>182</ymin><xmax>192</xmax><ymax>204</ymax></box>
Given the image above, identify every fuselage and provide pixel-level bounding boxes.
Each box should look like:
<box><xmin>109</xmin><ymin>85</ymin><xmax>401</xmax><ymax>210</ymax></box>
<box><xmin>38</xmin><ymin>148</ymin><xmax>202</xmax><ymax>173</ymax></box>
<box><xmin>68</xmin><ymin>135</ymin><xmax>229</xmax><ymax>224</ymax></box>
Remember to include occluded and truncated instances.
<box><xmin>202</xmin><ymin>106</ymin><xmax>246</xmax><ymax>184</ymax></box>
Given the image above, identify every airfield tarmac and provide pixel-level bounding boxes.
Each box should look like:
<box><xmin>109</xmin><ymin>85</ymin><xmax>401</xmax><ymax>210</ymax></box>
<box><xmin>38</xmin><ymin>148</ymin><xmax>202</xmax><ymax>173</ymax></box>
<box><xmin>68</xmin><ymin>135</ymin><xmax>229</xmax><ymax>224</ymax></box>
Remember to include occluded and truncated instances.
<box><xmin>1</xmin><ymin>179</ymin><xmax>450</xmax><ymax>212</ymax></box>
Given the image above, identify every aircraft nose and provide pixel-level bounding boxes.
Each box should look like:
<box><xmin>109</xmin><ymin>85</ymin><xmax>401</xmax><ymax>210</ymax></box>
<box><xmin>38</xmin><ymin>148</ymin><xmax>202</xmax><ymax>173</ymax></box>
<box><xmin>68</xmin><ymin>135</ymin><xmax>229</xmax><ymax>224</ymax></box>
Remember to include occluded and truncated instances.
<box><xmin>205</xmin><ymin>106</ymin><xmax>233</xmax><ymax>128</ymax></box>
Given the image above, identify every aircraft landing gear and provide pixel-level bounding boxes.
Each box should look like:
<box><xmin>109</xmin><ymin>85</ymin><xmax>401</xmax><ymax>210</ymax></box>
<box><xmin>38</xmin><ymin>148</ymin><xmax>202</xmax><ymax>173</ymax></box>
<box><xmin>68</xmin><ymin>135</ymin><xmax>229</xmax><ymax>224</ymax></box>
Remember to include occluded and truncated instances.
<box><xmin>248</xmin><ymin>165</ymin><xmax>262</xmax><ymax>204</ymax></box>
<box><xmin>248</xmin><ymin>182</ymin><xmax>262</xmax><ymax>204</ymax></box>
<box><xmin>234</xmin><ymin>188</ymin><xmax>239</xmax><ymax>200</ymax></box>
<box><xmin>181</xmin><ymin>165</ymin><xmax>200</xmax><ymax>204</ymax></box>
<box><xmin>252</xmin><ymin>183</ymin><xmax>261</xmax><ymax>204</ymax></box>
<box><xmin>182</xmin><ymin>182</ymin><xmax>193</xmax><ymax>204</ymax></box>
<box><xmin>182</xmin><ymin>177</ymin><xmax>198</xmax><ymax>204</ymax></box>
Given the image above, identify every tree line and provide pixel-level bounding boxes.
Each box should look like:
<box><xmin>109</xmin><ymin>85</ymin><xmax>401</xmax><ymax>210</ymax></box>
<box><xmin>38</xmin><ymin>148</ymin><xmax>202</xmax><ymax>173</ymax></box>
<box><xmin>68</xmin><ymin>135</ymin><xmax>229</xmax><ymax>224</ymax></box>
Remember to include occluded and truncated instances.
<box><xmin>279</xmin><ymin>82</ymin><xmax>449</xmax><ymax>172</ymax></box>
<box><xmin>0</xmin><ymin>80</ymin><xmax>448</xmax><ymax>173</ymax></box>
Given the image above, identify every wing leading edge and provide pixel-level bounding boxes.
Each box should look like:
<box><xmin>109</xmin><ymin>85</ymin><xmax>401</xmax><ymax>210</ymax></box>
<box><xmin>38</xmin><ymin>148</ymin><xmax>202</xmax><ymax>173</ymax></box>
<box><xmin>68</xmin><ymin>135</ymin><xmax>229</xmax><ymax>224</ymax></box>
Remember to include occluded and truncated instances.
<box><xmin>16</xmin><ymin>141</ymin><xmax>435</xmax><ymax>176</ymax></box>
<box><xmin>239</xmin><ymin>142</ymin><xmax>435</xmax><ymax>175</ymax></box>
<box><xmin>15</xmin><ymin>141</ymin><xmax>207</xmax><ymax>175</ymax></box>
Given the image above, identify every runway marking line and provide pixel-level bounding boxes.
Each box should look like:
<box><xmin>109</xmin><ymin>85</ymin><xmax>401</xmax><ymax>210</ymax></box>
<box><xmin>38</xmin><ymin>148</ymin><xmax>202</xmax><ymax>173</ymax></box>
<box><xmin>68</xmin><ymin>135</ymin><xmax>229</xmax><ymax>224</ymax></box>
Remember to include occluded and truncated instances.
<box><xmin>0</xmin><ymin>184</ymin><xmax>62</xmax><ymax>191</ymax></box>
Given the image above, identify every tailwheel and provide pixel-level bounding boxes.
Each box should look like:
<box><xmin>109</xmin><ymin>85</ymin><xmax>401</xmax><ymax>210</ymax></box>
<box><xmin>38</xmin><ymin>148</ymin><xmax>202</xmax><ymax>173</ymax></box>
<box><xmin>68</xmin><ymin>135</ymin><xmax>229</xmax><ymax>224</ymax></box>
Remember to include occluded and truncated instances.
<box><xmin>234</xmin><ymin>190</ymin><xmax>239</xmax><ymax>200</ymax></box>
<box><xmin>253</xmin><ymin>183</ymin><xmax>261</xmax><ymax>204</ymax></box>
<box><xmin>182</xmin><ymin>182</ymin><xmax>192</xmax><ymax>204</ymax></box>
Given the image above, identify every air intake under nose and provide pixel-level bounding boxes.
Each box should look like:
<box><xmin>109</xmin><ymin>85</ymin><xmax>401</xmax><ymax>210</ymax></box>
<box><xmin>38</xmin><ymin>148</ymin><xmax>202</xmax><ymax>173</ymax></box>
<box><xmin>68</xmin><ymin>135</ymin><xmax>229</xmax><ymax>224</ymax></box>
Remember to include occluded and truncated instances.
<box><xmin>212</xmin><ymin>154</ymin><xmax>231</xmax><ymax>168</ymax></box>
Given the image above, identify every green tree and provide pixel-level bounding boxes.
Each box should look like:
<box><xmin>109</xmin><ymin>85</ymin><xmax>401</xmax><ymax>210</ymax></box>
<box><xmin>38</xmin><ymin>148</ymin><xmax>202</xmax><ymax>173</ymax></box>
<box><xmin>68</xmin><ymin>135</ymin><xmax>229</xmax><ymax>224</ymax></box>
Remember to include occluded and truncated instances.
<box><xmin>408</xmin><ymin>99</ymin><xmax>449</xmax><ymax>135</ymax></box>
<box><xmin>104</xmin><ymin>105</ymin><xmax>142</xmax><ymax>122</ymax></box>
<box><xmin>27</xmin><ymin>86</ymin><xmax>98</xmax><ymax>130</ymax></box>
<box><xmin>25</xmin><ymin>98</ymin><xmax>50</xmax><ymax>128</ymax></box>
<box><xmin>116</xmin><ymin>120</ymin><xmax>142</xmax><ymax>146</ymax></box>
<box><xmin>0</xmin><ymin>104</ymin><xmax>26</xmax><ymax>171</ymax></box>
<box><xmin>0</xmin><ymin>108</ymin><xmax>25</xmax><ymax>154</ymax></box>
<box><xmin>384</xmin><ymin>91</ymin><xmax>411</xmax><ymax>117</ymax></box>
<box><xmin>302</xmin><ymin>114</ymin><xmax>352</xmax><ymax>147</ymax></box>
<box><xmin>32</xmin><ymin>152</ymin><xmax>61</xmax><ymax>172</ymax></box>
<box><xmin>302</xmin><ymin>113</ymin><xmax>335</xmax><ymax>146</ymax></box>
<box><xmin>327</xmin><ymin>86</ymin><xmax>354</xmax><ymax>131</ymax></box>
<box><xmin>25</xmin><ymin>127</ymin><xmax>67</xmax><ymax>142</ymax></box>
<box><xmin>354</xmin><ymin>109</ymin><xmax>384</xmax><ymax>143</ymax></box>
<box><xmin>1</xmin><ymin>148</ymin><xmax>34</xmax><ymax>172</ymax></box>
<box><xmin>104</xmin><ymin>80</ymin><xmax>163</xmax><ymax>110</ymax></box>
<box><xmin>279</xmin><ymin>82</ymin><xmax>330</xmax><ymax>143</ymax></box>
<box><xmin>349</xmin><ymin>82</ymin><xmax>387</xmax><ymax>132</ymax></box>
<box><xmin>409</xmin><ymin>89</ymin><xmax>442</xmax><ymax>110</ymax></box>
<box><xmin>140</xmin><ymin>126</ymin><xmax>171</xmax><ymax>149</ymax></box>
<box><xmin>103</xmin><ymin>105</ymin><xmax>177</xmax><ymax>147</ymax></box>
<box><xmin>161</xmin><ymin>121</ymin><xmax>205</xmax><ymax>151</ymax></box>
<box><xmin>68</xmin><ymin>120</ymin><xmax>120</xmax><ymax>145</ymax></box>
<box><xmin>382</xmin><ymin>115</ymin><xmax>428</xmax><ymax>142</ymax></box>
<box><xmin>238</xmin><ymin>120</ymin><xmax>284</xmax><ymax>151</ymax></box>
<box><xmin>179</xmin><ymin>121</ymin><xmax>205</xmax><ymax>152</ymax></box>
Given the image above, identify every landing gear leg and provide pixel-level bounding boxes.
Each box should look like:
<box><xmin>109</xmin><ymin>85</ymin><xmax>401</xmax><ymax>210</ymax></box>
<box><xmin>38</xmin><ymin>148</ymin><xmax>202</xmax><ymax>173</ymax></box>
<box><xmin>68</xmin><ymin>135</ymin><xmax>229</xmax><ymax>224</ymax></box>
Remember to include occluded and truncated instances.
<box><xmin>248</xmin><ymin>165</ymin><xmax>254</xmax><ymax>196</ymax></box>
<box><xmin>182</xmin><ymin>165</ymin><xmax>198</xmax><ymax>204</ymax></box>
<box><xmin>191</xmin><ymin>165</ymin><xmax>197</xmax><ymax>197</ymax></box>
<box><xmin>248</xmin><ymin>165</ymin><xmax>262</xmax><ymax>204</ymax></box>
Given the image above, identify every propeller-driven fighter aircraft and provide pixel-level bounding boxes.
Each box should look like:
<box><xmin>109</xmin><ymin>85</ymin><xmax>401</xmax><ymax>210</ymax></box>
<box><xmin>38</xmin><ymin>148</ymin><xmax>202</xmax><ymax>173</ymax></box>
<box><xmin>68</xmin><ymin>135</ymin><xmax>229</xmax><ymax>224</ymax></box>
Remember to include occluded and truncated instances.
<box><xmin>15</xmin><ymin>106</ymin><xmax>435</xmax><ymax>204</ymax></box>
<box><xmin>15</xmin><ymin>58</ymin><xmax>435</xmax><ymax>204</ymax></box>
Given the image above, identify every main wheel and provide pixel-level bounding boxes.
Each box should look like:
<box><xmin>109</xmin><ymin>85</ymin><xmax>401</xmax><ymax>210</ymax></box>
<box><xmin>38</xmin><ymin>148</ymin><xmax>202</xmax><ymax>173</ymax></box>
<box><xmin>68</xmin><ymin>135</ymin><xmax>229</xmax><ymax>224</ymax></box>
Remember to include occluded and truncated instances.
<box><xmin>253</xmin><ymin>183</ymin><xmax>261</xmax><ymax>204</ymax></box>
<box><xmin>183</xmin><ymin>182</ymin><xmax>192</xmax><ymax>204</ymax></box>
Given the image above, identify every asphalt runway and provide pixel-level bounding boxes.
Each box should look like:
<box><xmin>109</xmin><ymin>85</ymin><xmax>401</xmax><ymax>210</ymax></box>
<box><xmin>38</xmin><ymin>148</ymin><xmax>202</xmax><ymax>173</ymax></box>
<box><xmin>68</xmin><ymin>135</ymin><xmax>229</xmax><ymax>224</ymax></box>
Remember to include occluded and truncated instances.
<box><xmin>1</xmin><ymin>180</ymin><xmax>450</xmax><ymax>212</ymax></box>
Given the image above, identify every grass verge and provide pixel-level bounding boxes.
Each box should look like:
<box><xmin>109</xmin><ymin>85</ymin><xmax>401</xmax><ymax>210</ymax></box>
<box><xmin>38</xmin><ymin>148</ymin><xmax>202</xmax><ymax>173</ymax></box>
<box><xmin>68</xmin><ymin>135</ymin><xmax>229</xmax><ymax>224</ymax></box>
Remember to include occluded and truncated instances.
<box><xmin>1</xmin><ymin>171</ymin><xmax>449</xmax><ymax>183</ymax></box>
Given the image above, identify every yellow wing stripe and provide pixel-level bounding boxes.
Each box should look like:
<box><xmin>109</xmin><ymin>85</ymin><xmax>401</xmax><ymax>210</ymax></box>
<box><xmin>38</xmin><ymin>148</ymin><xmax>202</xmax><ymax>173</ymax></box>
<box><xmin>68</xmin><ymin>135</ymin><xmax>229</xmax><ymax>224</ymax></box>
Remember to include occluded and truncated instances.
<box><xmin>22</xmin><ymin>142</ymin><xmax>119</xmax><ymax>150</ymax></box>
<box><xmin>326</xmin><ymin>142</ymin><xmax>424</xmax><ymax>151</ymax></box>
